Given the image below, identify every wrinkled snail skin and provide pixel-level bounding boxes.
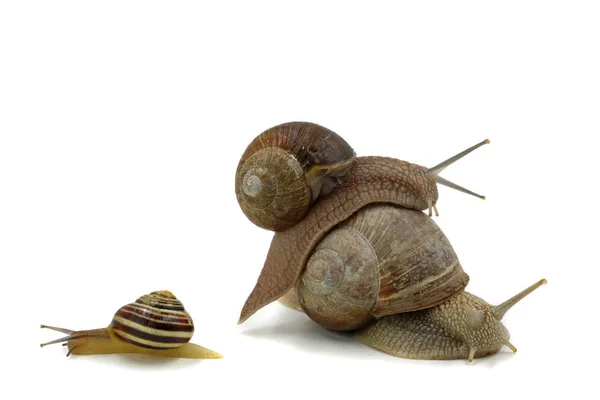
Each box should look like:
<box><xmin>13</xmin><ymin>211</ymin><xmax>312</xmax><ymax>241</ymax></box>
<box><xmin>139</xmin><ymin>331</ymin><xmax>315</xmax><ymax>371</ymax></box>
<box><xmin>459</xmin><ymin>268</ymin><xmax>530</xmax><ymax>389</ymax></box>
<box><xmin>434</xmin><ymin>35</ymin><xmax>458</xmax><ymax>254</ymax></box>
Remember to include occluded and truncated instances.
<box><xmin>357</xmin><ymin>279</ymin><xmax>547</xmax><ymax>361</ymax></box>
<box><xmin>40</xmin><ymin>291</ymin><xmax>222</xmax><ymax>359</ymax></box>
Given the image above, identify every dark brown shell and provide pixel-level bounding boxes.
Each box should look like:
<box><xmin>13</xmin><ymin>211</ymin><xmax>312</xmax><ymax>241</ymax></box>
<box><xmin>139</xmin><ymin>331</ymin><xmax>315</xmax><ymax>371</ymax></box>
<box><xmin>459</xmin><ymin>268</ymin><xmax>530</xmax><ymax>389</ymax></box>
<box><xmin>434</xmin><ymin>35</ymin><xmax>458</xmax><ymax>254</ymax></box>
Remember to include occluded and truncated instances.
<box><xmin>235</xmin><ymin>122</ymin><xmax>355</xmax><ymax>231</ymax></box>
<box><xmin>296</xmin><ymin>205</ymin><xmax>468</xmax><ymax>331</ymax></box>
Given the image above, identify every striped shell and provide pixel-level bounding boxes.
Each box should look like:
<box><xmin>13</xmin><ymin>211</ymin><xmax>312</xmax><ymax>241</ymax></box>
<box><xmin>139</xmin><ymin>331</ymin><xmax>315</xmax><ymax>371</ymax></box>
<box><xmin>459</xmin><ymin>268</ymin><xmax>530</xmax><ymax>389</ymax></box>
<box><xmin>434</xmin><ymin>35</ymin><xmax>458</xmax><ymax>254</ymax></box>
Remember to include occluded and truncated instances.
<box><xmin>235</xmin><ymin>122</ymin><xmax>356</xmax><ymax>231</ymax></box>
<box><xmin>110</xmin><ymin>291</ymin><xmax>194</xmax><ymax>350</ymax></box>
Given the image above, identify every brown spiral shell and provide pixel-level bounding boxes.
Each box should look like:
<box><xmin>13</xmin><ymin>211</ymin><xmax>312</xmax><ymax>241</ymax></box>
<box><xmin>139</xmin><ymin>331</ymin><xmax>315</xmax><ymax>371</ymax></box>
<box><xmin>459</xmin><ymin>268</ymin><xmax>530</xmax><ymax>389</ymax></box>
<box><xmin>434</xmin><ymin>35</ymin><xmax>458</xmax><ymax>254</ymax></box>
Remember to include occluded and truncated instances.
<box><xmin>235</xmin><ymin>122</ymin><xmax>356</xmax><ymax>231</ymax></box>
<box><xmin>296</xmin><ymin>204</ymin><xmax>468</xmax><ymax>331</ymax></box>
<box><xmin>110</xmin><ymin>291</ymin><xmax>194</xmax><ymax>350</ymax></box>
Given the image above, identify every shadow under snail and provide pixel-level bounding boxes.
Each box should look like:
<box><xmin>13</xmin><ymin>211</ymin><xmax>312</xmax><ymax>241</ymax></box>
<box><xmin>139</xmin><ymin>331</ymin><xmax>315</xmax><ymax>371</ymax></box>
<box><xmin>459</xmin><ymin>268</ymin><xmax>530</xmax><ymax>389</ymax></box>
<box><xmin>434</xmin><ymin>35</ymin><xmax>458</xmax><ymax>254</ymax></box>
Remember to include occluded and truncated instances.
<box><xmin>40</xmin><ymin>290</ymin><xmax>222</xmax><ymax>359</ymax></box>
<box><xmin>235</xmin><ymin>121</ymin><xmax>546</xmax><ymax>362</ymax></box>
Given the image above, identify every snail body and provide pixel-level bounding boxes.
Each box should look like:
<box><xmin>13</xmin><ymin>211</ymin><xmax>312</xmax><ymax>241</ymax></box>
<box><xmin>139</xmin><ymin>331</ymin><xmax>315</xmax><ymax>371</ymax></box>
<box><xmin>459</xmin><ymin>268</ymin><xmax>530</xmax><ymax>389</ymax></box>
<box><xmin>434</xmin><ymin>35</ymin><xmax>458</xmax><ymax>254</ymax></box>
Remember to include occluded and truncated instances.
<box><xmin>356</xmin><ymin>278</ymin><xmax>547</xmax><ymax>361</ymax></box>
<box><xmin>236</xmin><ymin>122</ymin><xmax>546</xmax><ymax>362</ymax></box>
<box><xmin>41</xmin><ymin>291</ymin><xmax>222</xmax><ymax>359</ymax></box>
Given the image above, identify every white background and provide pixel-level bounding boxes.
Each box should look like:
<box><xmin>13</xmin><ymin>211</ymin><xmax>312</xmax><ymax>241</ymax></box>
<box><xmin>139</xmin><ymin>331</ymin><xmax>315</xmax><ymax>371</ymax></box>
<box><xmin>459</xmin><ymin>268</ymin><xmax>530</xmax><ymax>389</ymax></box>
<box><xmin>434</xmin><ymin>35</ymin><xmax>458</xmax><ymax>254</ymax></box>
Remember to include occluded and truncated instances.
<box><xmin>1</xmin><ymin>1</ymin><xmax>598</xmax><ymax>399</ymax></box>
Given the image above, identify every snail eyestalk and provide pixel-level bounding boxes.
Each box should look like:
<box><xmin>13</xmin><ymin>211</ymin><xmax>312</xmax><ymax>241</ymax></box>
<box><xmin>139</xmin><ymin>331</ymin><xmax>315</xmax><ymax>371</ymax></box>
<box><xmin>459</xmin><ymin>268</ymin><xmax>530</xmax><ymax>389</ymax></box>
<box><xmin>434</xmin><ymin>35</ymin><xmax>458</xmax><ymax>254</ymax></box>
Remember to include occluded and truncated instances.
<box><xmin>40</xmin><ymin>324</ymin><xmax>74</xmax><ymax>335</ymax></box>
<box><xmin>40</xmin><ymin>335</ymin><xmax>76</xmax><ymax>347</ymax></box>
<box><xmin>494</xmin><ymin>278</ymin><xmax>547</xmax><ymax>320</ymax></box>
<box><xmin>426</xmin><ymin>139</ymin><xmax>489</xmax><ymax>201</ymax></box>
<box><xmin>40</xmin><ymin>326</ymin><xmax>108</xmax><ymax>349</ymax></box>
<box><xmin>40</xmin><ymin>324</ymin><xmax>81</xmax><ymax>347</ymax></box>
<box><xmin>427</xmin><ymin>139</ymin><xmax>490</xmax><ymax>176</ymax></box>
<box><xmin>435</xmin><ymin>176</ymin><xmax>486</xmax><ymax>200</ymax></box>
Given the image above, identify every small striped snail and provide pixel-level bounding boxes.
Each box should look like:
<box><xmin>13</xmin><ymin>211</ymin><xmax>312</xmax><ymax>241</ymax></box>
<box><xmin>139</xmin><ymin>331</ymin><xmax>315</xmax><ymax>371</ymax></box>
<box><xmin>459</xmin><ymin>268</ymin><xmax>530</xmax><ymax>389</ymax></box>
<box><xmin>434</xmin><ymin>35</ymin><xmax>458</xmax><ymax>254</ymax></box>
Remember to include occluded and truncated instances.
<box><xmin>236</xmin><ymin>122</ymin><xmax>546</xmax><ymax>361</ymax></box>
<box><xmin>40</xmin><ymin>290</ymin><xmax>222</xmax><ymax>359</ymax></box>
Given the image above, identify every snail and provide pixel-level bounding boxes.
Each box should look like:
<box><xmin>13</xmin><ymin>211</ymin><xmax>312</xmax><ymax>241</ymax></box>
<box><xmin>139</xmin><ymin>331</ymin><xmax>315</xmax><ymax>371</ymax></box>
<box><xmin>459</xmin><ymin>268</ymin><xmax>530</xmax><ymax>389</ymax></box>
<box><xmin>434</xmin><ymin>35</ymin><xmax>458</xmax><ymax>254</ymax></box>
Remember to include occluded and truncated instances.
<box><xmin>295</xmin><ymin>203</ymin><xmax>546</xmax><ymax>361</ymax></box>
<box><xmin>235</xmin><ymin>121</ymin><xmax>487</xmax><ymax>233</ymax></box>
<box><xmin>235</xmin><ymin>121</ymin><xmax>489</xmax><ymax>324</ymax></box>
<box><xmin>40</xmin><ymin>290</ymin><xmax>222</xmax><ymax>359</ymax></box>
<box><xmin>235</xmin><ymin>122</ymin><xmax>546</xmax><ymax>361</ymax></box>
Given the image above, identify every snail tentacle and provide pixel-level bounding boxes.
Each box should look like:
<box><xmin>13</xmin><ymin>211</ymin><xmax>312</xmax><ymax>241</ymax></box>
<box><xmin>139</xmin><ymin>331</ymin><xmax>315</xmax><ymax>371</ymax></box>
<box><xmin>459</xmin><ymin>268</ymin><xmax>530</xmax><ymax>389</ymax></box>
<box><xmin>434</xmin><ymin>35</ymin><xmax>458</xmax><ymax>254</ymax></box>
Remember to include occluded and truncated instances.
<box><xmin>427</xmin><ymin>139</ymin><xmax>490</xmax><ymax>202</ymax></box>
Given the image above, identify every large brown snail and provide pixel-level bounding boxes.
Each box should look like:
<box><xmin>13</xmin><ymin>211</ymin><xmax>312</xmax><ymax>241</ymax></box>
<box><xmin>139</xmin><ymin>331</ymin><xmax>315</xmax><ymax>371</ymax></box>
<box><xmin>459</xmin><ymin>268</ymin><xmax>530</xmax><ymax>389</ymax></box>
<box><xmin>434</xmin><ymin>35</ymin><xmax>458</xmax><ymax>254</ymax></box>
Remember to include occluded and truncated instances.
<box><xmin>235</xmin><ymin>121</ymin><xmax>546</xmax><ymax>362</ymax></box>
<box><xmin>40</xmin><ymin>290</ymin><xmax>222</xmax><ymax>359</ymax></box>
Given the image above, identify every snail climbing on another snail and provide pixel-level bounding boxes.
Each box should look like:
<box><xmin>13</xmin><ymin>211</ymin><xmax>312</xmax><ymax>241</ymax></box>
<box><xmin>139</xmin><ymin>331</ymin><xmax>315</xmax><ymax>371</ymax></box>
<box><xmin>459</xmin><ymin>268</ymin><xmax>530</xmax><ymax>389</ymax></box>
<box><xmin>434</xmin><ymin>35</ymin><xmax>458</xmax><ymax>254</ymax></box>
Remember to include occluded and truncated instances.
<box><xmin>235</xmin><ymin>121</ymin><xmax>546</xmax><ymax>362</ymax></box>
<box><xmin>235</xmin><ymin>122</ymin><xmax>487</xmax><ymax>233</ymax></box>
<box><xmin>40</xmin><ymin>290</ymin><xmax>222</xmax><ymax>359</ymax></box>
<box><xmin>235</xmin><ymin>121</ymin><xmax>489</xmax><ymax>325</ymax></box>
